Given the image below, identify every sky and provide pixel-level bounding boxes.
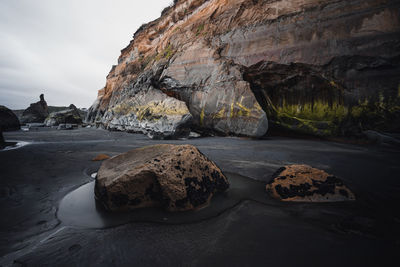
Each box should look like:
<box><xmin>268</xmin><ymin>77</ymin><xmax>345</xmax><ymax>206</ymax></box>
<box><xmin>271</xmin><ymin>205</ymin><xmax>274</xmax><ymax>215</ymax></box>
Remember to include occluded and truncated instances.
<box><xmin>0</xmin><ymin>0</ymin><xmax>171</xmax><ymax>109</ymax></box>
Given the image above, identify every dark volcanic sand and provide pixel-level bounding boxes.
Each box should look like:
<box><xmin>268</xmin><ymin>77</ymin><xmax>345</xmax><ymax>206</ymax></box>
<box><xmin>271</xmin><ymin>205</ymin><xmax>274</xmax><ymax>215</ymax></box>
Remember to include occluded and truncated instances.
<box><xmin>0</xmin><ymin>128</ymin><xmax>399</xmax><ymax>266</ymax></box>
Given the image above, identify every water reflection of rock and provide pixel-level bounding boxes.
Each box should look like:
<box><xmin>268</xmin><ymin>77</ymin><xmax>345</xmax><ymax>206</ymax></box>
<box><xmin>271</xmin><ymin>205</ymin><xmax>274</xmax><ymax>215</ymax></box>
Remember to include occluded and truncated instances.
<box><xmin>58</xmin><ymin>172</ymin><xmax>262</xmax><ymax>228</ymax></box>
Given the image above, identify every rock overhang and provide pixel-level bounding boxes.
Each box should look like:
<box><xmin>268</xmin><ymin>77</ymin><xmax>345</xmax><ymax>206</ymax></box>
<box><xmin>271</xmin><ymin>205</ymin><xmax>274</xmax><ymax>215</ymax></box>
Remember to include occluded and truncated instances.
<box><xmin>85</xmin><ymin>0</ymin><xmax>400</xmax><ymax>138</ymax></box>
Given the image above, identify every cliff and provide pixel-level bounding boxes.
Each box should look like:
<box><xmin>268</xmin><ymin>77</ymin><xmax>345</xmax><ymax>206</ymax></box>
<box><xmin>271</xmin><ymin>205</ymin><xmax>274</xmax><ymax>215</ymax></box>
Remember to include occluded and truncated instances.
<box><xmin>86</xmin><ymin>0</ymin><xmax>400</xmax><ymax>138</ymax></box>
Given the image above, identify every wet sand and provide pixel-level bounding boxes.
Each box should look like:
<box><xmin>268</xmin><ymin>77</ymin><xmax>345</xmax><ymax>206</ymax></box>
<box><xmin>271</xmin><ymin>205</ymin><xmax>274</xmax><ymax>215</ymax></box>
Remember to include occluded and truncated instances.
<box><xmin>0</xmin><ymin>128</ymin><xmax>399</xmax><ymax>266</ymax></box>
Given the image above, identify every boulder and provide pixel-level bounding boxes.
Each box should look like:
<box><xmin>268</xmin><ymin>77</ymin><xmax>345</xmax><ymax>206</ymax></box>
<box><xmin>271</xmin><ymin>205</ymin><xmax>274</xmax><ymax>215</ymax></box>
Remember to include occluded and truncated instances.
<box><xmin>21</xmin><ymin>94</ymin><xmax>49</xmax><ymax>123</ymax></box>
<box><xmin>266</xmin><ymin>165</ymin><xmax>355</xmax><ymax>202</ymax></box>
<box><xmin>102</xmin><ymin>87</ymin><xmax>192</xmax><ymax>139</ymax></box>
<box><xmin>0</xmin><ymin>105</ymin><xmax>20</xmax><ymax>131</ymax></box>
<box><xmin>95</xmin><ymin>144</ymin><xmax>229</xmax><ymax>212</ymax></box>
<box><xmin>45</xmin><ymin>104</ymin><xmax>83</xmax><ymax>126</ymax></box>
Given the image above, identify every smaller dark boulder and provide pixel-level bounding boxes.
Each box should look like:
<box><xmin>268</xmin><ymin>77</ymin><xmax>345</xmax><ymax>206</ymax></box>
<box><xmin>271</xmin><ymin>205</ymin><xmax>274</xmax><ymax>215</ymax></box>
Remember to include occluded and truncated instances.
<box><xmin>0</xmin><ymin>105</ymin><xmax>20</xmax><ymax>131</ymax></box>
<box><xmin>21</xmin><ymin>94</ymin><xmax>49</xmax><ymax>123</ymax></box>
<box><xmin>266</xmin><ymin>164</ymin><xmax>355</xmax><ymax>202</ymax></box>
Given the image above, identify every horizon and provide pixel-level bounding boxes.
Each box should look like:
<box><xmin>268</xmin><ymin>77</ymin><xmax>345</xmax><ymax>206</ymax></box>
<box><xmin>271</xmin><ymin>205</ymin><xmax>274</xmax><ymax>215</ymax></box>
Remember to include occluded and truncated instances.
<box><xmin>0</xmin><ymin>0</ymin><xmax>171</xmax><ymax>110</ymax></box>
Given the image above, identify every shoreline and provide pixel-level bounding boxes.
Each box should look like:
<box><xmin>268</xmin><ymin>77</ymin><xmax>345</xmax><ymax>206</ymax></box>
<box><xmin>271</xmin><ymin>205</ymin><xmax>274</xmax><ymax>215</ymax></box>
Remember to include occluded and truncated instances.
<box><xmin>0</xmin><ymin>128</ymin><xmax>399</xmax><ymax>266</ymax></box>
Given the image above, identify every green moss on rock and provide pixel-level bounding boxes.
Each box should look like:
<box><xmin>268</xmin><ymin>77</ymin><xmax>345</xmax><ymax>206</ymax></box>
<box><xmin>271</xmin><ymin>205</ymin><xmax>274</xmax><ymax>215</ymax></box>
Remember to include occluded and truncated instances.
<box><xmin>244</xmin><ymin>60</ymin><xmax>400</xmax><ymax>137</ymax></box>
<box><xmin>112</xmin><ymin>100</ymin><xmax>190</xmax><ymax>122</ymax></box>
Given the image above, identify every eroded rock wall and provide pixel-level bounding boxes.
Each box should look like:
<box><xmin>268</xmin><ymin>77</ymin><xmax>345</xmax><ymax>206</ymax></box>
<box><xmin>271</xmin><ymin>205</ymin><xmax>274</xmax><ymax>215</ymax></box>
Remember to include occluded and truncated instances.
<box><xmin>87</xmin><ymin>0</ymin><xmax>400</xmax><ymax>137</ymax></box>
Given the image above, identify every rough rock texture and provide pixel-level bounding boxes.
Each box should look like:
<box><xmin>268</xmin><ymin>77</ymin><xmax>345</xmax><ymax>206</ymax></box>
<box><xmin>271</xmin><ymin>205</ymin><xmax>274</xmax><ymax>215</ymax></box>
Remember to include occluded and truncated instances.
<box><xmin>102</xmin><ymin>86</ymin><xmax>192</xmax><ymax>139</ymax></box>
<box><xmin>95</xmin><ymin>144</ymin><xmax>229</xmax><ymax>212</ymax></box>
<box><xmin>21</xmin><ymin>94</ymin><xmax>49</xmax><ymax>123</ymax></box>
<box><xmin>266</xmin><ymin>165</ymin><xmax>355</xmax><ymax>202</ymax></box>
<box><xmin>87</xmin><ymin>0</ymin><xmax>400</xmax><ymax>137</ymax></box>
<box><xmin>0</xmin><ymin>105</ymin><xmax>20</xmax><ymax>131</ymax></box>
<box><xmin>45</xmin><ymin>104</ymin><xmax>83</xmax><ymax>126</ymax></box>
<box><xmin>244</xmin><ymin>58</ymin><xmax>400</xmax><ymax>136</ymax></box>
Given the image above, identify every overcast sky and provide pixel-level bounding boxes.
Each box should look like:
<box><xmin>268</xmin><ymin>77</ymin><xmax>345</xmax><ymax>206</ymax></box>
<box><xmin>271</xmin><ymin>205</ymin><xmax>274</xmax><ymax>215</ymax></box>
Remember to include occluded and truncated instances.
<box><xmin>0</xmin><ymin>0</ymin><xmax>171</xmax><ymax>109</ymax></box>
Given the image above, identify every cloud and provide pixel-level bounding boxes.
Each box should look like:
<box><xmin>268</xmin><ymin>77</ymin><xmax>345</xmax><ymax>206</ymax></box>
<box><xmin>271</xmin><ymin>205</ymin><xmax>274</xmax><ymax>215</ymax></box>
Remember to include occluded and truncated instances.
<box><xmin>0</xmin><ymin>0</ymin><xmax>171</xmax><ymax>109</ymax></box>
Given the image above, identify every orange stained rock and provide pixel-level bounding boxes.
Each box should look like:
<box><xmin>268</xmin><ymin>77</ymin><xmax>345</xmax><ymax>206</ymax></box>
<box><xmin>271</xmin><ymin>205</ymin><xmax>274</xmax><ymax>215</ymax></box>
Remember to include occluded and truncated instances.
<box><xmin>92</xmin><ymin>154</ymin><xmax>111</xmax><ymax>161</ymax></box>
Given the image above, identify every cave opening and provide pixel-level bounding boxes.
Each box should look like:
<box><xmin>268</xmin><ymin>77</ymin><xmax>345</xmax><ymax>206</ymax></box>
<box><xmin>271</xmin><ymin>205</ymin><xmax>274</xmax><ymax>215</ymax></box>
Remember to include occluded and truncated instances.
<box><xmin>243</xmin><ymin>61</ymin><xmax>348</xmax><ymax>137</ymax></box>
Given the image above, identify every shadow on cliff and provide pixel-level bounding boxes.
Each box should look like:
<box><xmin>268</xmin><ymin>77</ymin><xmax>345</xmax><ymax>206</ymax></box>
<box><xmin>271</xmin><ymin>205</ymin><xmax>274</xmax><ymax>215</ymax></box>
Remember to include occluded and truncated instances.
<box><xmin>243</xmin><ymin>56</ymin><xmax>400</xmax><ymax>139</ymax></box>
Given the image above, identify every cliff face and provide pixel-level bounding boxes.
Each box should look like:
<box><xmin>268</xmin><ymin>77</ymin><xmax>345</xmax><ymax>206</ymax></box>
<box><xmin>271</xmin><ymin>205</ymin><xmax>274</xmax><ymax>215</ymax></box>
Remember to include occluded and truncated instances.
<box><xmin>87</xmin><ymin>0</ymin><xmax>400</xmax><ymax>137</ymax></box>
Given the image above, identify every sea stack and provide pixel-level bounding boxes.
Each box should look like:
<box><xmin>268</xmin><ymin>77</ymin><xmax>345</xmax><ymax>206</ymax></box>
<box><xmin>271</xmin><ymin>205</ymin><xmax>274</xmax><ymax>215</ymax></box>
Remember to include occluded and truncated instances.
<box><xmin>21</xmin><ymin>94</ymin><xmax>49</xmax><ymax>123</ymax></box>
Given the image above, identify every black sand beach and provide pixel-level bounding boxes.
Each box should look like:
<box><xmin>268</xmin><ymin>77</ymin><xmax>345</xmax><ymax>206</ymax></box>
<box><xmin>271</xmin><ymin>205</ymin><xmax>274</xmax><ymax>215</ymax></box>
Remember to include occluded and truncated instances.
<box><xmin>1</xmin><ymin>128</ymin><xmax>399</xmax><ymax>266</ymax></box>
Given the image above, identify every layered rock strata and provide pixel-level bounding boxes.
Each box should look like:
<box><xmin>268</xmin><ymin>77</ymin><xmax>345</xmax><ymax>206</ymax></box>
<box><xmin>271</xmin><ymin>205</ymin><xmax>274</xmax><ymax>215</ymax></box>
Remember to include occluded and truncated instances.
<box><xmin>87</xmin><ymin>0</ymin><xmax>400</xmax><ymax>137</ymax></box>
<box><xmin>95</xmin><ymin>144</ymin><xmax>229</xmax><ymax>212</ymax></box>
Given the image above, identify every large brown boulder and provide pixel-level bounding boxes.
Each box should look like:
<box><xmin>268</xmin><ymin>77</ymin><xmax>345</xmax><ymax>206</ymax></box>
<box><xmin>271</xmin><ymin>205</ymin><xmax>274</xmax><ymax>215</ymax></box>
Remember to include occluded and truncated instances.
<box><xmin>266</xmin><ymin>165</ymin><xmax>355</xmax><ymax>202</ymax></box>
<box><xmin>21</xmin><ymin>94</ymin><xmax>49</xmax><ymax>123</ymax></box>
<box><xmin>95</xmin><ymin>144</ymin><xmax>229</xmax><ymax>212</ymax></box>
<box><xmin>0</xmin><ymin>105</ymin><xmax>20</xmax><ymax>131</ymax></box>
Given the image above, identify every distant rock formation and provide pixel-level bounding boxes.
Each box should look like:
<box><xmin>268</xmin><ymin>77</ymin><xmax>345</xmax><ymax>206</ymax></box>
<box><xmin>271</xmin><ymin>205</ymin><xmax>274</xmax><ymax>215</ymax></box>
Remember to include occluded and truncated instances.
<box><xmin>45</xmin><ymin>104</ymin><xmax>83</xmax><ymax>126</ymax></box>
<box><xmin>95</xmin><ymin>144</ymin><xmax>229</xmax><ymax>212</ymax></box>
<box><xmin>86</xmin><ymin>0</ymin><xmax>400</xmax><ymax>138</ymax></box>
<box><xmin>0</xmin><ymin>105</ymin><xmax>20</xmax><ymax>131</ymax></box>
<box><xmin>21</xmin><ymin>94</ymin><xmax>49</xmax><ymax>123</ymax></box>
